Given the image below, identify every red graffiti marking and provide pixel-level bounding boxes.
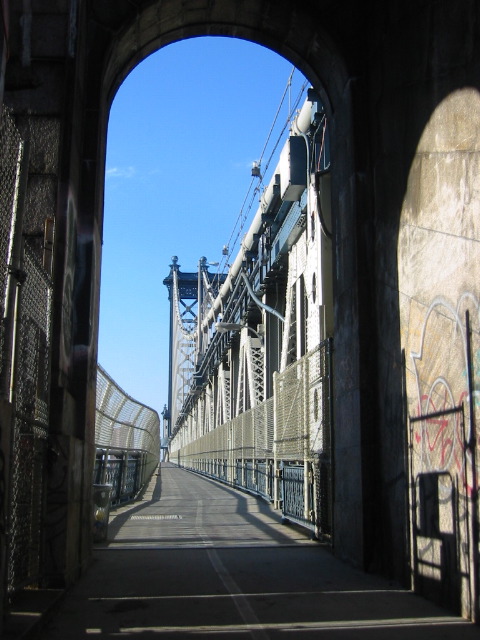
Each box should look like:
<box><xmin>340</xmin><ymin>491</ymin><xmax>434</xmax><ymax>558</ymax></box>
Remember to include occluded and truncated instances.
<box><xmin>415</xmin><ymin>389</ymin><xmax>478</xmax><ymax>494</ymax></box>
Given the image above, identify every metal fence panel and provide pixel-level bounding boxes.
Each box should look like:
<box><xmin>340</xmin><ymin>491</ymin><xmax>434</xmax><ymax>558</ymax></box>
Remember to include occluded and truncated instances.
<box><xmin>0</xmin><ymin>108</ymin><xmax>22</xmax><ymax>379</ymax></box>
<box><xmin>245</xmin><ymin>462</ymin><xmax>255</xmax><ymax>491</ymax></box>
<box><xmin>94</xmin><ymin>366</ymin><xmax>160</xmax><ymax>506</ymax></box>
<box><xmin>95</xmin><ymin>366</ymin><xmax>160</xmax><ymax>461</ymax></box>
<box><xmin>282</xmin><ymin>465</ymin><xmax>306</xmax><ymax>524</ymax></box>
<box><xmin>104</xmin><ymin>458</ymin><xmax>123</xmax><ymax>503</ymax></box>
<box><xmin>274</xmin><ymin>358</ymin><xmax>307</xmax><ymax>460</ymax></box>
<box><xmin>257</xmin><ymin>462</ymin><xmax>272</xmax><ymax>500</ymax></box>
<box><xmin>8</xmin><ymin>242</ymin><xmax>53</xmax><ymax>593</ymax></box>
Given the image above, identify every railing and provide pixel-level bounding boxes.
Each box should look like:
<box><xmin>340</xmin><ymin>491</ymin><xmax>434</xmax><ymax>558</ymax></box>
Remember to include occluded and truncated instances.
<box><xmin>94</xmin><ymin>365</ymin><xmax>160</xmax><ymax>507</ymax></box>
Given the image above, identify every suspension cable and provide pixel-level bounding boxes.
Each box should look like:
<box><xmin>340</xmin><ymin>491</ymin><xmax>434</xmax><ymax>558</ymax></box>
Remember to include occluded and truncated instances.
<box><xmin>214</xmin><ymin>71</ymin><xmax>309</xmax><ymax>286</ymax></box>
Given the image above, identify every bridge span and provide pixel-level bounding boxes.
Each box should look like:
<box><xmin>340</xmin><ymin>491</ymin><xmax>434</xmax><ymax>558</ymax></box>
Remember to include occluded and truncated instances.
<box><xmin>19</xmin><ymin>463</ymin><xmax>479</xmax><ymax>640</ymax></box>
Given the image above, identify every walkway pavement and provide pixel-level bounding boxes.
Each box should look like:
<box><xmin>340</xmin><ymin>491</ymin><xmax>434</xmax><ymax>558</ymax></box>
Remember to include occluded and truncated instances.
<box><xmin>8</xmin><ymin>462</ymin><xmax>480</xmax><ymax>639</ymax></box>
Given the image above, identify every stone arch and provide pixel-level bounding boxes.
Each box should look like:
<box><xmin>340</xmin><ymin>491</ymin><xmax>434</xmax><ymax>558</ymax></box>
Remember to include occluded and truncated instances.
<box><xmin>8</xmin><ymin>0</ymin><xmax>461</xmax><ymax>594</ymax></box>
<box><xmin>86</xmin><ymin>3</ymin><xmax>351</xmax><ymax>237</ymax></box>
<box><xmin>100</xmin><ymin>3</ymin><xmax>342</xmax><ymax>108</ymax></box>
<box><xmin>58</xmin><ymin>0</ymin><xmax>375</xmax><ymax>577</ymax></box>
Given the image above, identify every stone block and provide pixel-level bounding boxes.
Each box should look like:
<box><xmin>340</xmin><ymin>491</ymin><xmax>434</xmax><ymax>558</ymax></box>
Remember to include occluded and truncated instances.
<box><xmin>24</xmin><ymin>174</ymin><xmax>58</xmax><ymax>234</ymax></box>
<box><xmin>24</xmin><ymin>116</ymin><xmax>61</xmax><ymax>174</ymax></box>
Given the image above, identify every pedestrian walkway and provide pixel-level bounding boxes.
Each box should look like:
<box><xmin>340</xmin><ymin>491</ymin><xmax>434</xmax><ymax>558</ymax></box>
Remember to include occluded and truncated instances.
<box><xmin>12</xmin><ymin>463</ymin><xmax>480</xmax><ymax>638</ymax></box>
<box><xmin>101</xmin><ymin>462</ymin><xmax>316</xmax><ymax>550</ymax></box>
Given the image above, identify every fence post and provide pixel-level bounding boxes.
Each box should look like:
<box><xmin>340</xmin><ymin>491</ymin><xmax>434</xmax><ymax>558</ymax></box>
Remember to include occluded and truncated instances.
<box><xmin>0</xmin><ymin>138</ymin><xmax>28</xmax><ymax>402</ymax></box>
<box><xmin>303</xmin><ymin>358</ymin><xmax>311</xmax><ymax>523</ymax></box>
<box><xmin>100</xmin><ymin>448</ymin><xmax>110</xmax><ymax>484</ymax></box>
<box><xmin>273</xmin><ymin>370</ymin><xmax>281</xmax><ymax>509</ymax></box>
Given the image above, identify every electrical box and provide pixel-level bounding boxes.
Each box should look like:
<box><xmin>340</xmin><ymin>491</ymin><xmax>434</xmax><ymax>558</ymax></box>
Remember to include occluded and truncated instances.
<box><xmin>279</xmin><ymin>136</ymin><xmax>307</xmax><ymax>202</ymax></box>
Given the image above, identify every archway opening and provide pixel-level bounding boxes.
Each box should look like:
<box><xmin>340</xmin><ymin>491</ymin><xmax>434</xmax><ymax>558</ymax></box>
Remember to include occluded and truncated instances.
<box><xmin>99</xmin><ymin>37</ymin><xmax>309</xmax><ymax>413</ymax></box>
<box><xmin>97</xmin><ymin>36</ymin><xmax>335</xmax><ymax>546</ymax></box>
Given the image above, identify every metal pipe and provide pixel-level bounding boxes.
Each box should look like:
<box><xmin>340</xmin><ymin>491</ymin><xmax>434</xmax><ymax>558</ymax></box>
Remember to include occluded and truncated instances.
<box><xmin>1</xmin><ymin>138</ymin><xmax>28</xmax><ymax>401</ymax></box>
<box><xmin>201</xmin><ymin>118</ymin><xmax>304</xmax><ymax>334</ymax></box>
<box><xmin>466</xmin><ymin>310</ymin><xmax>479</xmax><ymax>623</ymax></box>
<box><xmin>239</xmin><ymin>270</ymin><xmax>285</xmax><ymax>324</ymax></box>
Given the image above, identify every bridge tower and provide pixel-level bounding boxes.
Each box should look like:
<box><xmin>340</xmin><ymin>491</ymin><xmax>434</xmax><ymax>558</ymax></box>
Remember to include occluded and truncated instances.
<box><xmin>163</xmin><ymin>256</ymin><xmax>224</xmax><ymax>439</ymax></box>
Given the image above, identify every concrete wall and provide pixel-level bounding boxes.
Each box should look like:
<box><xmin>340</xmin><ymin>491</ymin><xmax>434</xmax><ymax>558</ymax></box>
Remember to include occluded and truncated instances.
<box><xmin>1</xmin><ymin>0</ymin><xmax>479</xmax><ymax>620</ymax></box>
<box><xmin>367</xmin><ymin>4</ymin><xmax>480</xmax><ymax>616</ymax></box>
<box><xmin>398</xmin><ymin>89</ymin><xmax>480</xmax><ymax>615</ymax></box>
<box><xmin>5</xmin><ymin>0</ymin><xmax>98</xmax><ymax>588</ymax></box>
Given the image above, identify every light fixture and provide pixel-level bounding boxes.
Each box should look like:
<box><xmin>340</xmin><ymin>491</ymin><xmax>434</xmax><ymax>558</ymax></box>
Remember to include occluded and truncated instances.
<box><xmin>215</xmin><ymin>322</ymin><xmax>264</xmax><ymax>346</ymax></box>
<box><xmin>215</xmin><ymin>322</ymin><xmax>244</xmax><ymax>333</ymax></box>
<box><xmin>251</xmin><ymin>161</ymin><xmax>262</xmax><ymax>178</ymax></box>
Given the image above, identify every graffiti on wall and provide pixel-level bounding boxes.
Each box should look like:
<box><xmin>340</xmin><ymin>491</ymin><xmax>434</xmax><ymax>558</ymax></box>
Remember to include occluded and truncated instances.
<box><xmin>410</xmin><ymin>293</ymin><xmax>479</xmax><ymax>494</ymax></box>
<box><xmin>408</xmin><ymin>292</ymin><xmax>479</xmax><ymax>614</ymax></box>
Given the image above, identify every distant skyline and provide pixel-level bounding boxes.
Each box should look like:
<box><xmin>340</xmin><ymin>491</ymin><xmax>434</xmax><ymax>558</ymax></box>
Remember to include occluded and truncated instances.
<box><xmin>98</xmin><ymin>37</ymin><xmax>307</xmax><ymax>414</ymax></box>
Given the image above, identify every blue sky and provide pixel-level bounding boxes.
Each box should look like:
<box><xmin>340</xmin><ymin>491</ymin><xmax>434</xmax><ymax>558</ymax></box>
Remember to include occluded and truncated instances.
<box><xmin>98</xmin><ymin>37</ymin><xmax>307</xmax><ymax>415</ymax></box>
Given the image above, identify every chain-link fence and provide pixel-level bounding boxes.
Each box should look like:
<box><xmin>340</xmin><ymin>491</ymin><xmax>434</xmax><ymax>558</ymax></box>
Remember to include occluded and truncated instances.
<box><xmin>94</xmin><ymin>365</ymin><xmax>160</xmax><ymax>506</ymax></box>
<box><xmin>2</xmin><ymin>102</ymin><xmax>160</xmax><ymax>586</ymax></box>
<box><xmin>0</xmin><ymin>106</ymin><xmax>22</xmax><ymax>382</ymax></box>
<box><xmin>7</xmin><ymin>241</ymin><xmax>53</xmax><ymax>593</ymax></box>
<box><xmin>0</xmin><ymin>107</ymin><xmax>55</xmax><ymax>594</ymax></box>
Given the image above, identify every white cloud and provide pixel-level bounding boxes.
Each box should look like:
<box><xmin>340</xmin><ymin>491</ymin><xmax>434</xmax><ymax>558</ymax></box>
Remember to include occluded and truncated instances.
<box><xmin>106</xmin><ymin>166</ymin><xmax>136</xmax><ymax>179</ymax></box>
<box><xmin>232</xmin><ymin>159</ymin><xmax>258</xmax><ymax>170</ymax></box>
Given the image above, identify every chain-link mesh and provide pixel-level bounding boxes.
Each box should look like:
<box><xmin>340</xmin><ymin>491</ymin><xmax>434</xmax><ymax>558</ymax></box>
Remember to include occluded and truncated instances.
<box><xmin>95</xmin><ymin>365</ymin><xmax>160</xmax><ymax>469</ymax></box>
<box><xmin>8</xmin><ymin>241</ymin><xmax>53</xmax><ymax>593</ymax></box>
<box><xmin>274</xmin><ymin>357</ymin><xmax>307</xmax><ymax>460</ymax></box>
<box><xmin>7</xmin><ymin>419</ymin><xmax>47</xmax><ymax>591</ymax></box>
<box><xmin>312</xmin><ymin>339</ymin><xmax>333</xmax><ymax>537</ymax></box>
<box><xmin>0</xmin><ymin>107</ymin><xmax>22</xmax><ymax>379</ymax></box>
<box><xmin>255</xmin><ymin>397</ymin><xmax>274</xmax><ymax>458</ymax></box>
<box><xmin>15</xmin><ymin>243</ymin><xmax>52</xmax><ymax>420</ymax></box>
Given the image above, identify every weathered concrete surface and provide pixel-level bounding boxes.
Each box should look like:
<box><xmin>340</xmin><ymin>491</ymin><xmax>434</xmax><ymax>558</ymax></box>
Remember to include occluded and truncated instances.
<box><xmin>13</xmin><ymin>464</ymin><xmax>477</xmax><ymax>640</ymax></box>
<box><xmin>397</xmin><ymin>87</ymin><xmax>480</xmax><ymax>617</ymax></box>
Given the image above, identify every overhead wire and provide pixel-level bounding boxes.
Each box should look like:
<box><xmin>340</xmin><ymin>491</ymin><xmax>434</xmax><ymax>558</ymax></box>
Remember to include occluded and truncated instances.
<box><xmin>212</xmin><ymin>68</ymin><xmax>309</xmax><ymax>288</ymax></box>
<box><xmin>257</xmin><ymin>67</ymin><xmax>295</xmax><ymax>168</ymax></box>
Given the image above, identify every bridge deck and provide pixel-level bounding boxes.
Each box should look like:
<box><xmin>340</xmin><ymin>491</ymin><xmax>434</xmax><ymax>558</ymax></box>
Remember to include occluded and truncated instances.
<box><xmin>31</xmin><ymin>463</ymin><xmax>478</xmax><ymax>639</ymax></box>
<box><xmin>103</xmin><ymin>461</ymin><xmax>313</xmax><ymax>549</ymax></box>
